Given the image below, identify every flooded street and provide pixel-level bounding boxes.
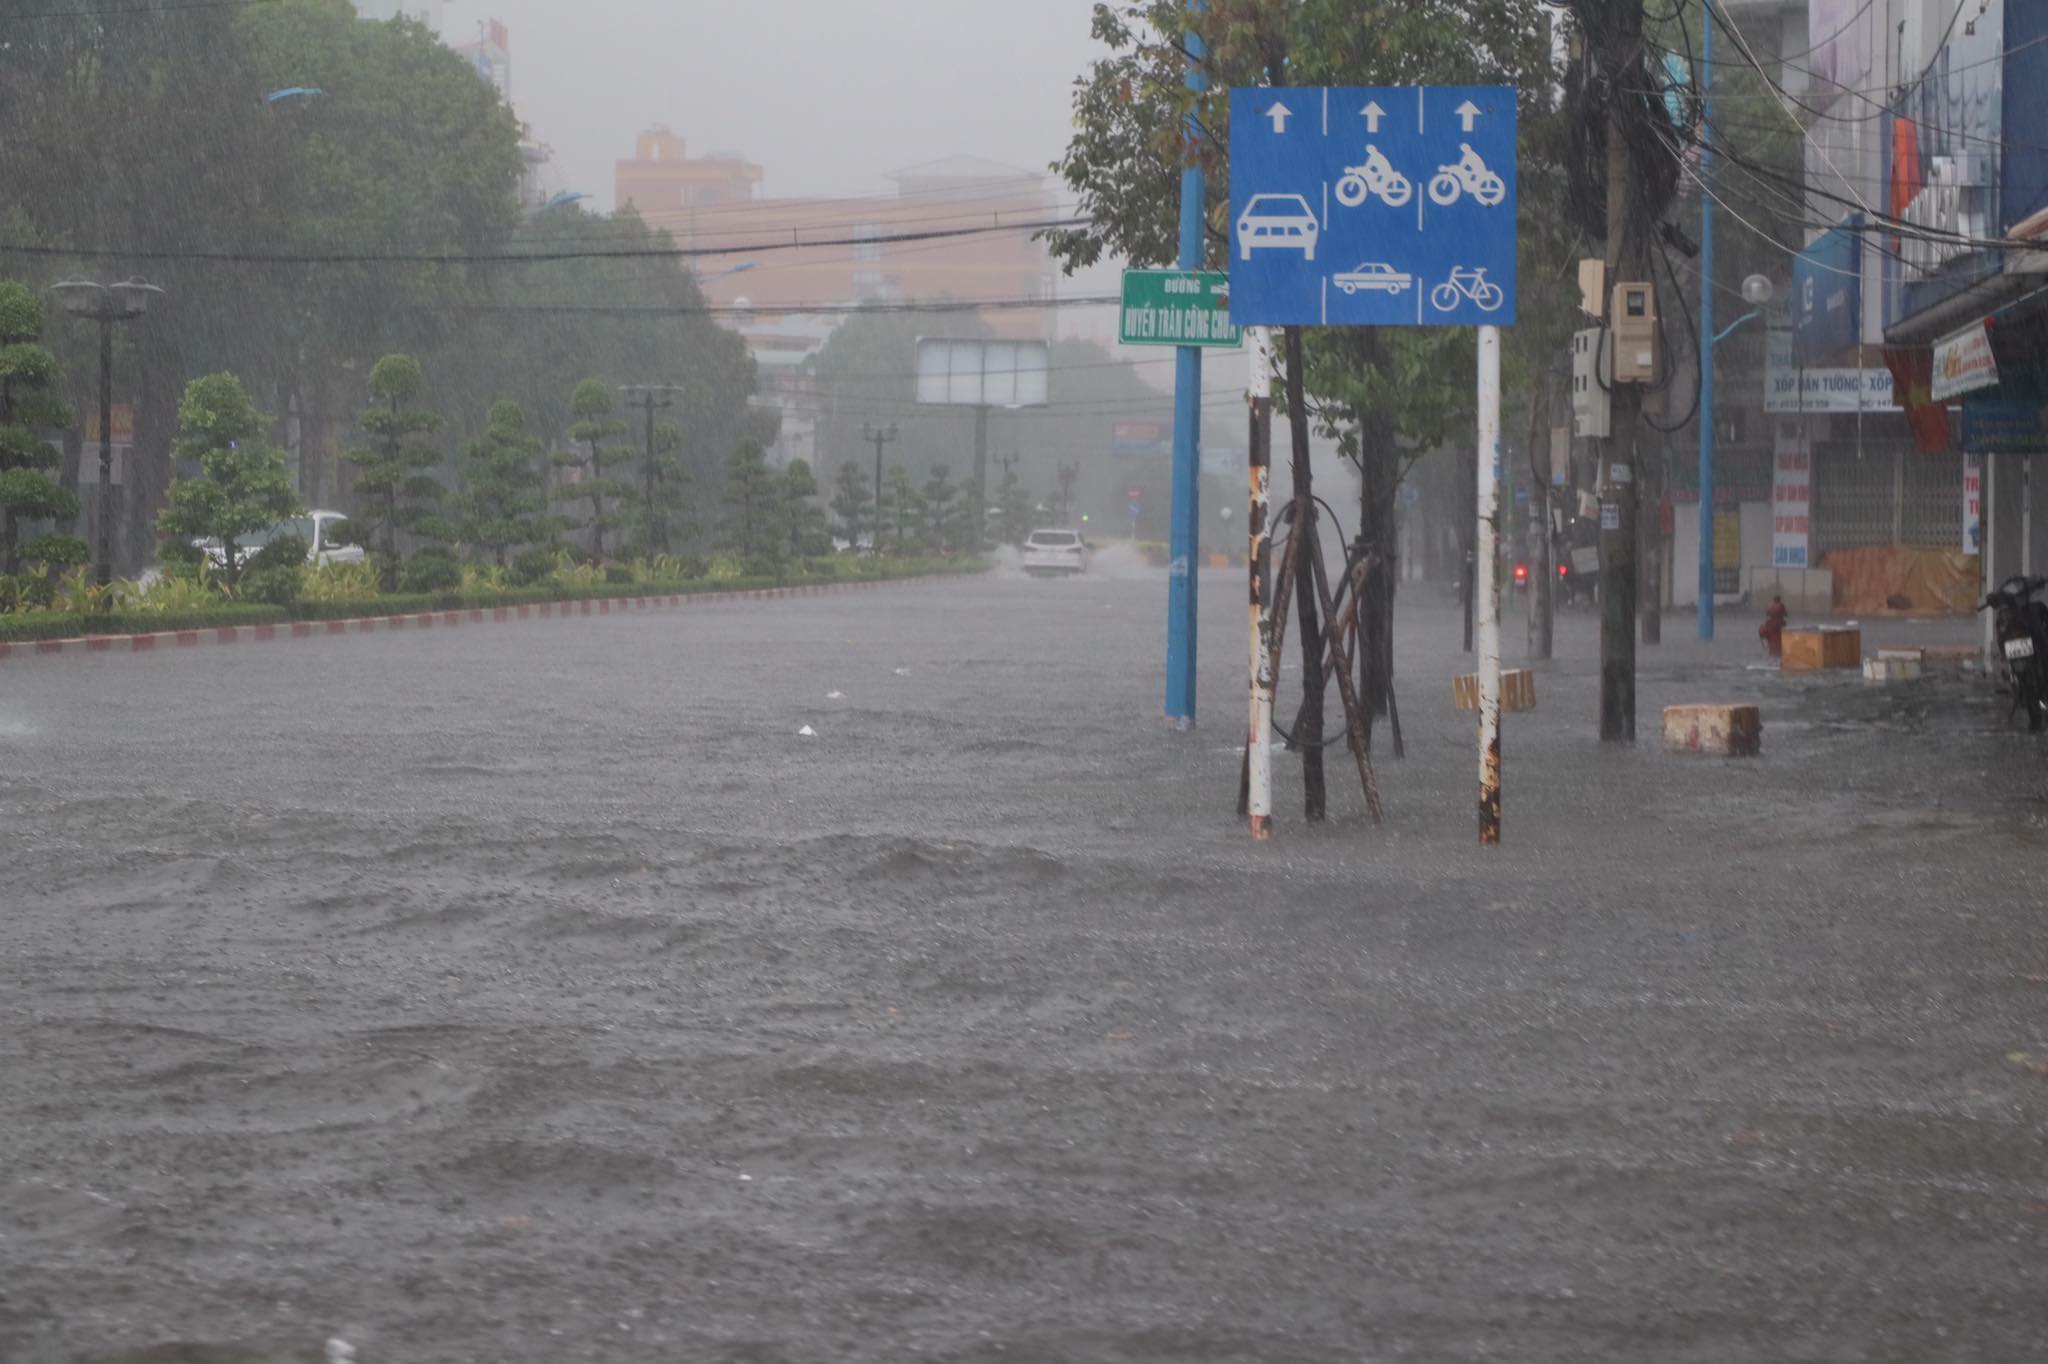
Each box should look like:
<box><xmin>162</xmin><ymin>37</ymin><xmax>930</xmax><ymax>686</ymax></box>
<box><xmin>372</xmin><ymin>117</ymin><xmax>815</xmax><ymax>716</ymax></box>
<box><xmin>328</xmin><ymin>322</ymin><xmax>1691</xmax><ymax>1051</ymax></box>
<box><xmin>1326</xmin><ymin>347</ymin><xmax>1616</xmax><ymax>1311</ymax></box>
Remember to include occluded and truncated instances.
<box><xmin>3</xmin><ymin>573</ymin><xmax>2045</xmax><ymax>1363</ymax></box>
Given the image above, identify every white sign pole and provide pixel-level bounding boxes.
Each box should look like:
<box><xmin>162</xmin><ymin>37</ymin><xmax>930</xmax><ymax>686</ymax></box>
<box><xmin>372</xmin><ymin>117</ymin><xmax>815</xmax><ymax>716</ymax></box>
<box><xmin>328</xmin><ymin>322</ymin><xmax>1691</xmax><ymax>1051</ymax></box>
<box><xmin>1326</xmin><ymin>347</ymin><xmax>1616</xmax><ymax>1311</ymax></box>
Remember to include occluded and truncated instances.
<box><xmin>1247</xmin><ymin>327</ymin><xmax>1276</xmax><ymax>841</ymax></box>
<box><xmin>1477</xmin><ymin>325</ymin><xmax>1503</xmax><ymax>846</ymax></box>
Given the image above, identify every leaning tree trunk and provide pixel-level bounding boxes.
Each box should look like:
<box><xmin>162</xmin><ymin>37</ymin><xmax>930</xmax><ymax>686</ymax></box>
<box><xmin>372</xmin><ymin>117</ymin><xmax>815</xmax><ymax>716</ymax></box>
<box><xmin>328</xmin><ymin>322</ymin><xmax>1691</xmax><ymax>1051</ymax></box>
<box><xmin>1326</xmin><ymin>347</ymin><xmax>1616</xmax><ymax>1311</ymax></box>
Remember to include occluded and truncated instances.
<box><xmin>1283</xmin><ymin>327</ymin><xmax>1325</xmax><ymax>822</ymax></box>
<box><xmin>1351</xmin><ymin>328</ymin><xmax>1405</xmax><ymax>760</ymax></box>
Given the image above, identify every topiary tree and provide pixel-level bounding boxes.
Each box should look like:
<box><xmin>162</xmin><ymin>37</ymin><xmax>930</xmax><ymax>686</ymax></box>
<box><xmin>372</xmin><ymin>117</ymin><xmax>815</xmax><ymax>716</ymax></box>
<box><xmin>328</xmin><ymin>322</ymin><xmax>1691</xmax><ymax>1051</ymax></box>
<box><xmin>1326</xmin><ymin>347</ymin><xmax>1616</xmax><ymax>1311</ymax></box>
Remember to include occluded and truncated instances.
<box><xmin>560</xmin><ymin>378</ymin><xmax>630</xmax><ymax>561</ymax></box>
<box><xmin>345</xmin><ymin>353</ymin><xmax>446</xmax><ymax>589</ymax></box>
<box><xmin>456</xmin><ymin>399</ymin><xmax>546</xmax><ymax>567</ymax></box>
<box><xmin>829</xmin><ymin>459</ymin><xmax>872</xmax><ymax>547</ymax></box>
<box><xmin>777</xmin><ymin>458</ymin><xmax>829</xmax><ymax>558</ymax></box>
<box><xmin>997</xmin><ymin>466</ymin><xmax>1034</xmax><ymax>547</ymax></box>
<box><xmin>886</xmin><ymin>463</ymin><xmax>924</xmax><ymax>552</ymax></box>
<box><xmin>158</xmin><ymin>373</ymin><xmax>301</xmax><ymax>581</ymax></box>
<box><xmin>922</xmin><ymin>464</ymin><xmax>959</xmax><ymax>551</ymax></box>
<box><xmin>724</xmin><ymin>440</ymin><xmax>777</xmax><ymax>559</ymax></box>
<box><xmin>0</xmin><ymin>281</ymin><xmax>75</xmax><ymax>576</ymax></box>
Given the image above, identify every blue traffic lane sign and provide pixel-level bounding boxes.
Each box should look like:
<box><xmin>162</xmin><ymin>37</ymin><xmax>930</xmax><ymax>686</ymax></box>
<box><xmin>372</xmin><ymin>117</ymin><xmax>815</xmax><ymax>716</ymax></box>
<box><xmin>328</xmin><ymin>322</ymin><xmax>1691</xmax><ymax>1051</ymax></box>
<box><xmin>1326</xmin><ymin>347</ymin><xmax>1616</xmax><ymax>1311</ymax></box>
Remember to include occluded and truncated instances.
<box><xmin>1227</xmin><ymin>86</ymin><xmax>1518</xmax><ymax>327</ymax></box>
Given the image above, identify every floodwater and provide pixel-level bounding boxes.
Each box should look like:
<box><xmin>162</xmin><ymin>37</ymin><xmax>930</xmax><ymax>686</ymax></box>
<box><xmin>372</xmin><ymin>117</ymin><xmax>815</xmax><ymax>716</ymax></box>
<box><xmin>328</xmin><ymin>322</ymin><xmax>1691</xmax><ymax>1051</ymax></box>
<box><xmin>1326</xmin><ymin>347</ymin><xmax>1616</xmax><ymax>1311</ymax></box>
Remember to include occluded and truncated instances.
<box><xmin>2</xmin><ymin>575</ymin><xmax>2044</xmax><ymax>1363</ymax></box>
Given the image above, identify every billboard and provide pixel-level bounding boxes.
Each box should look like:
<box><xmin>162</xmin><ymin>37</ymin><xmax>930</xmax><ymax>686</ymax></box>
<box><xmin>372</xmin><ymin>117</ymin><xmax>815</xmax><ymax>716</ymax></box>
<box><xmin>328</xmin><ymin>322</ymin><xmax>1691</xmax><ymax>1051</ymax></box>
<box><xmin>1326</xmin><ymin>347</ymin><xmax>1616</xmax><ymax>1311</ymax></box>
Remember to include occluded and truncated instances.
<box><xmin>1792</xmin><ymin>215</ymin><xmax>1861</xmax><ymax>364</ymax></box>
<box><xmin>913</xmin><ymin>338</ymin><xmax>1050</xmax><ymax>408</ymax></box>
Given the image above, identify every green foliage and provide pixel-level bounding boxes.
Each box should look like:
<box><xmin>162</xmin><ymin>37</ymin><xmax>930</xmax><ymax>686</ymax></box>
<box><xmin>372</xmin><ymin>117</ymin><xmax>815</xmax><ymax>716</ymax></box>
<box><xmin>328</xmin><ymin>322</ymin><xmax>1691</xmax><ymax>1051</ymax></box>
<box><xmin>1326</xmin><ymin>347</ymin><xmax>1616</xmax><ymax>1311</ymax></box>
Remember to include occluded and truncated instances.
<box><xmin>0</xmin><ymin>281</ymin><xmax>44</xmax><ymax>341</ymax></box>
<box><xmin>399</xmin><ymin>546</ymin><xmax>462</xmax><ymax>594</ymax></box>
<box><xmin>0</xmin><ymin>280</ymin><xmax>69</xmax><ymax>574</ymax></box>
<box><xmin>300</xmin><ymin>559</ymin><xmax>381</xmax><ymax>604</ymax></box>
<box><xmin>23</xmin><ymin>534</ymin><xmax>87</xmax><ymax>568</ymax></box>
<box><xmin>997</xmin><ymin>467</ymin><xmax>1036</xmax><ymax>546</ymax></box>
<box><xmin>0</xmin><ymin>603</ymin><xmax>288</xmax><ymax>643</ymax></box>
<box><xmin>777</xmin><ymin>458</ymin><xmax>830</xmax><ymax>558</ymax></box>
<box><xmin>561</xmin><ymin>376</ymin><xmax>631</xmax><ymax>559</ymax></box>
<box><xmin>723</xmin><ymin>441</ymin><xmax>779</xmax><ymax>559</ymax></box>
<box><xmin>157</xmin><ymin>374</ymin><xmax>302</xmax><ymax>581</ymax></box>
<box><xmin>922</xmin><ymin>465</ymin><xmax>960</xmax><ymax>550</ymax></box>
<box><xmin>239</xmin><ymin>534</ymin><xmax>308</xmax><ymax>606</ymax></box>
<box><xmin>830</xmin><ymin>460</ymin><xmax>875</xmax><ymax>544</ymax></box>
<box><xmin>347</xmin><ymin>352</ymin><xmax>447</xmax><ymax>582</ymax></box>
<box><xmin>456</xmin><ymin>400</ymin><xmax>547</xmax><ymax>566</ymax></box>
<box><xmin>506</xmin><ymin>545</ymin><xmax>556</xmax><ymax>587</ymax></box>
<box><xmin>885</xmin><ymin>464</ymin><xmax>926</xmax><ymax>552</ymax></box>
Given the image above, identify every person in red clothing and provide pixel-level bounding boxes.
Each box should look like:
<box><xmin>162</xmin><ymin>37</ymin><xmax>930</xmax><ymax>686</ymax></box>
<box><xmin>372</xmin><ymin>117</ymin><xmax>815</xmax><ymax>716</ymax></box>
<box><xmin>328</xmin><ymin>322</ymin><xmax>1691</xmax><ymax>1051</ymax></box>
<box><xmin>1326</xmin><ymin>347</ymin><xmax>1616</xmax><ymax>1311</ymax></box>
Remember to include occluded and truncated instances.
<box><xmin>1759</xmin><ymin>594</ymin><xmax>1788</xmax><ymax>658</ymax></box>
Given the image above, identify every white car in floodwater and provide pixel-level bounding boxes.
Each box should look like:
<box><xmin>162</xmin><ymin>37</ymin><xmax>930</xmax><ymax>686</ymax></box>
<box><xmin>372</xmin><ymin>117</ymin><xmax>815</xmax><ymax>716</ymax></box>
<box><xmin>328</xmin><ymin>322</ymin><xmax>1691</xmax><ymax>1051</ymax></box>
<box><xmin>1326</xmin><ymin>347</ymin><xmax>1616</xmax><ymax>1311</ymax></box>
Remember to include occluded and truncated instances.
<box><xmin>1021</xmin><ymin>528</ymin><xmax>1089</xmax><ymax>578</ymax></box>
<box><xmin>194</xmin><ymin>510</ymin><xmax>363</xmax><ymax>570</ymax></box>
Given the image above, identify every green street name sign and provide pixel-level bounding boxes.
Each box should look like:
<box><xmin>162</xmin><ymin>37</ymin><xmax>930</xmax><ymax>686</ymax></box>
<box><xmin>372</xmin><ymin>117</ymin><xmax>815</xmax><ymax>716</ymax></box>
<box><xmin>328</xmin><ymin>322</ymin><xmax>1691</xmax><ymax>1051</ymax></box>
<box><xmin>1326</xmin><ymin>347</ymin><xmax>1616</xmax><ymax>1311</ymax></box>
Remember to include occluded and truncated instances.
<box><xmin>1119</xmin><ymin>269</ymin><xmax>1242</xmax><ymax>348</ymax></box>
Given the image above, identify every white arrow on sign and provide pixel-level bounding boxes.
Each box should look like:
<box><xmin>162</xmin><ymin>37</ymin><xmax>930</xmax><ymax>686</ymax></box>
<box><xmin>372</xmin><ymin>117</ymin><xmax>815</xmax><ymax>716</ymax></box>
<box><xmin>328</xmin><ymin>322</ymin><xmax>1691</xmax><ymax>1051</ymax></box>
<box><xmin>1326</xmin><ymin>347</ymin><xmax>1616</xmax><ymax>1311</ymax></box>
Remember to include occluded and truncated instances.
<box><xmin>1265</xmin><ymin>101</ymin><xmax>1294</xmax><ymax>134</ymax></box>
<box><xmin>1360</xmin><ymin>101</ymin><xmax>1385</xmax><ymax>133</ymax></box>
<box><xmin>1455</xmin><ymin>99</ymin><xmax>1483</xmax><ymax>132</ymax></box>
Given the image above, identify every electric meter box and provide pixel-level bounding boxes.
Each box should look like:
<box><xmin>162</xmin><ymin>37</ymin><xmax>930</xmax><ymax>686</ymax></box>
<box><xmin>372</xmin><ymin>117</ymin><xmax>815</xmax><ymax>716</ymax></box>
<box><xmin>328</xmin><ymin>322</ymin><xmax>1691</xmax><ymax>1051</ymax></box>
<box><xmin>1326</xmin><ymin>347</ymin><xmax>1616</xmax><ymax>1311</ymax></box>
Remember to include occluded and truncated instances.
<box><xmin>1611</xmin><ymin>282</ymin><xmax>1658</xmax><ymax>382</ymax></box>
<box><xmin>1571</xmin><ymin>327</ymin><xmax>1611</xmax><ymax>439</ymax></box>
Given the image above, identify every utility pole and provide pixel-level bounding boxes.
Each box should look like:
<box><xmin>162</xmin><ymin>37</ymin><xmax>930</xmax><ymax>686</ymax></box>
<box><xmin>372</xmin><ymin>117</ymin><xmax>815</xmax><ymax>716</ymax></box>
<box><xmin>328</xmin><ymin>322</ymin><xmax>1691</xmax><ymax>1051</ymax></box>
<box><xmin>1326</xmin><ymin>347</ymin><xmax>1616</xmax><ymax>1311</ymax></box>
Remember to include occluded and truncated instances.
<box><xmin>1527</xmin><ymin>371</ymin><xmax>1557</xmax><ymax>662</ymax></box>
<box><xmin>1597</xmin><ymin>0</ymin><xmax>1647</xmax><ymax>745</ymax></box>
<box><xmin>861</xmin><ymin>422</ymin><xmax>898</xmax><ymax>553</ymax></box>
<box><xmin>1477</xmin><ymin>326</ymin><xmax>1503</xmax><ymax>845</ymax></box>
<box><xmin>1696</xmin><ymin>0</ymin><xmax>1718</xmax><ymax>641</ymax></box>
<box><xmin>970</xmin><ymin>404</ymin><xmax>991</xmax><ymax>552</ymax></box>
<box><xmin>1165</xmin><ymin>0</ymin><xmax>1207</xmax><ymax>731</ymax></box>
<box><xmin>620</xmin><ymin>384</ymin><xmax>681</xmax><ymax>554</ymax></box>
<box><xmin>1055</xmin><ymin>461</ymin><xmax>1079</xmax><ymax>524</ymax></box>
<box><xmin>1245</xmin><ymin>327</ymin><xmax>1275</xmax><ymax>841</ymax></box>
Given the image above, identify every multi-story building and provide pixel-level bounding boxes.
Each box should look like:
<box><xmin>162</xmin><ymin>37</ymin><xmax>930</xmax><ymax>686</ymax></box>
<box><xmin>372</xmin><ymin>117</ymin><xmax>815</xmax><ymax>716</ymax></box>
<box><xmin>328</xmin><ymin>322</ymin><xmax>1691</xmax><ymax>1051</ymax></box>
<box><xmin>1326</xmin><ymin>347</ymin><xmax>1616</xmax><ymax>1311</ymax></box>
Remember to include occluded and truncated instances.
<box><xmin>614</xmin><ymin>131</ymin><xmax>1062</xmax><ymax>469</ymax></box>
<box><xmin>1869</xmin><ymin>0</ymin><xmax>2048</xmax><ymax>638</ymax></box>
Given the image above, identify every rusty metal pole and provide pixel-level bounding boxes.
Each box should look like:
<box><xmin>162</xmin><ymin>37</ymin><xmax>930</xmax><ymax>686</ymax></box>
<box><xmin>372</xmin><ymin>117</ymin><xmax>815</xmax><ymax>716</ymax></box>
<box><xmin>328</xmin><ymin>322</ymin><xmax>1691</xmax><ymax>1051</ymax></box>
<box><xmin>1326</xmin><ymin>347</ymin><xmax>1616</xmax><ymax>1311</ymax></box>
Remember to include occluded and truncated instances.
<box><xmin>1477</xmin><ymin>325</ymin><xmax>1503</xmax><ymax>846</ymax></box>
<box><xmin>1247</xmin><ymin>327</ymin><xmax>1275</xmax><ymax>841</ymax></box>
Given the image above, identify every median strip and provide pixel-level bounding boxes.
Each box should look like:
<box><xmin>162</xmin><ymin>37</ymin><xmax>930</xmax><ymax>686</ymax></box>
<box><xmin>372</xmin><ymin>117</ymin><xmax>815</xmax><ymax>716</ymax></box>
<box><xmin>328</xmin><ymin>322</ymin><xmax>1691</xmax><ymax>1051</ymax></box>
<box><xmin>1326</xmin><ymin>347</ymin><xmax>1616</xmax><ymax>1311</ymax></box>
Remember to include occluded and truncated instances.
<box><xmin>0</xmin><ymin>573</ymin><xmax>964</xmax><ymax>665</ymax></box>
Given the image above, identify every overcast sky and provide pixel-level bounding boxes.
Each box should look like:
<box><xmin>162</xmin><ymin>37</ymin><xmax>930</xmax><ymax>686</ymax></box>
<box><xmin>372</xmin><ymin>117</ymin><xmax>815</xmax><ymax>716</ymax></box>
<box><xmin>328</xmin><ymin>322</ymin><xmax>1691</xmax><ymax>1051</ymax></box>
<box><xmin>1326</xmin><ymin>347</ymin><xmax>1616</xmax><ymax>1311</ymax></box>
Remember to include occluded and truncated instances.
<box><xmin>437</xmin><ymin>0</ymin><xmax>1108</xmax><ymax>209</ymax></box>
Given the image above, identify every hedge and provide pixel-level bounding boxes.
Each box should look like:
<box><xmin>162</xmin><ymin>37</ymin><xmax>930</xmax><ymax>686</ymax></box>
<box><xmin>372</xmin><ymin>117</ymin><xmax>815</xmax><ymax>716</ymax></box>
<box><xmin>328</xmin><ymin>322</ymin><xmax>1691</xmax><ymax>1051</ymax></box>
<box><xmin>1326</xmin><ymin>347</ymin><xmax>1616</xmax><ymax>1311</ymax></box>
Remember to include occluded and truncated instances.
<box><xmin>1</xmin><ymin>557</ymin><xmax>985</xmax><ymax>641</ymax></box>
<box><xmin>0</xmin><ymin>604</ymin><xmax>289</xmax><ymax>643</ymax></box>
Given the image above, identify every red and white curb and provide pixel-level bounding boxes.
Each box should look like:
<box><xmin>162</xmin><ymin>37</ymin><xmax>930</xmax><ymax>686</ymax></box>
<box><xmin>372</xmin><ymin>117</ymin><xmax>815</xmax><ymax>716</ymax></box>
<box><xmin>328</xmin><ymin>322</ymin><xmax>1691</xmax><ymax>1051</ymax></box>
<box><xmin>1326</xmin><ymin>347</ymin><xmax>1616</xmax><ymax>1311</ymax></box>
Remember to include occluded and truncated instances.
<box><xmin>0</xmin><ymin>573</ymin><xmax>961</xmax><ymax>664</ymax></box>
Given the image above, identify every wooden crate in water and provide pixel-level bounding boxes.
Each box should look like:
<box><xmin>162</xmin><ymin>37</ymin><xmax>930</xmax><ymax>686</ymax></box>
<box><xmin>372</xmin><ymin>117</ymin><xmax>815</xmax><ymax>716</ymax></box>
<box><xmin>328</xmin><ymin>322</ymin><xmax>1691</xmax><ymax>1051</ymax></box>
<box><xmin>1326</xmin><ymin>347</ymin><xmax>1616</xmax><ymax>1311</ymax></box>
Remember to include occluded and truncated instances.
<box><xmin>1453</xmin><ymin>668</ymin><xmax>1536</xmax><ymax>712</ymax></box>
<box><xmin>1781</xmin><ymin>626</ymin><xmax>1860</xmax><ymax>673</ymax></box>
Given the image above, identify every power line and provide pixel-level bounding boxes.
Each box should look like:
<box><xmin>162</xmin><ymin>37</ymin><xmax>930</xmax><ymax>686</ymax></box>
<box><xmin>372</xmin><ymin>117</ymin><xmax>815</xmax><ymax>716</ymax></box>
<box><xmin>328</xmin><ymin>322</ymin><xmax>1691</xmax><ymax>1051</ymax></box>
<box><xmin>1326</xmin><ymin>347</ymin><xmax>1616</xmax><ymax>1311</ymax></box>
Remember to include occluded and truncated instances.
<box><xmin>0</xmin><ymin>215</ymin><xmax>1091</xmax><ymax>268</ymax></box>
<box><xmin>450</xmin><ymin>291</ymin><xmax>1119</xmax><ymax>320</ymax></box>
<box><xmin>3</xmin><ymin>0</ymin><xmax>280</xmax><ymax>18</ymax></box>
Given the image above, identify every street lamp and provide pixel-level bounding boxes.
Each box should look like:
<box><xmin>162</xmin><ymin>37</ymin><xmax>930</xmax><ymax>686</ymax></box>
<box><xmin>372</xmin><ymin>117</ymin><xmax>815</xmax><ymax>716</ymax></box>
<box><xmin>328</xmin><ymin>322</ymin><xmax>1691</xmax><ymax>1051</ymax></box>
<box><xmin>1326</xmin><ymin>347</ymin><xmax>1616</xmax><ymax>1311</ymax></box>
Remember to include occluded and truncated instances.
<box><xmin>52</xmin><ymin>277</ymin><xmax>164</xmax><ymax>590</ymax></box>
<box><xmin>1696</xmin><ymin>269</ymin><xmax>1772</xmax><ymax>640</ymax></box>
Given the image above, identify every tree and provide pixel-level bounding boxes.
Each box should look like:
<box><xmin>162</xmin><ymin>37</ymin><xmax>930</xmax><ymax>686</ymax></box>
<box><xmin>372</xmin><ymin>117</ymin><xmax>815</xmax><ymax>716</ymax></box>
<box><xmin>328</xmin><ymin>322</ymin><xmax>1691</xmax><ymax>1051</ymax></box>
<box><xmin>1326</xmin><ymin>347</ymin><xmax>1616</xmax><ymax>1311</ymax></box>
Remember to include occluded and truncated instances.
<box><xmin>886</xmin><ymin>464</ymin><xmax>925</xmax><ymax>552</ymax></box>
<box><xmin>724</xmin><ymin>442</ymin><xmax>778</xmax><ymax>559</ymax></box>
<box><xmin>997</xmin><ymin>466</ymin><xmax>1035</xmax><ymax>546</ymax></box>
<box><xmin>0</xmin><ymin>282</ymin><xmax>73</xmax><ymax>576</ymax></box>
<box><xmin>456</xmin><ymin>400</ymin><xmax>546</xmax><ymax>566</ymax></box>
<box><xmin>777</xmin><ymin>458</ymin><xmax>829</xmax><ymax>558</ymax></box>
<box><xmin>344</xmin><ymin>353</ymin><xmax>445</xmax><ymax>587</ymax></box>
<box><xmin>830</xmin><ymin>460</ymin><xmax>874</xmax><ymax>546</ymax></box>
<box><xmin>922</xmin><ymin>465</ymin><xmax>959</xmax><ymax>550</ymax></box>
<box><xmin>561</xmin><ymin>378</ymin><xmax>630</xmax><ymax>560</ymax></box>
<box><xmin>158</xmin><ymin>373</ymin><xmax>301</xmax><ymax>581</ymax></box>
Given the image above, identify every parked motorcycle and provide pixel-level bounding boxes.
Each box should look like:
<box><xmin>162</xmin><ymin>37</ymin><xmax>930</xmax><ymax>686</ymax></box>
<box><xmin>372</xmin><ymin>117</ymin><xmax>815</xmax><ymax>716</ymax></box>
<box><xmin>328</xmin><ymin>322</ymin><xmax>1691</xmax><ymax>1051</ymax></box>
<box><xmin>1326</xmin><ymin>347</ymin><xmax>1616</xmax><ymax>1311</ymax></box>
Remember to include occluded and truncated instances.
<box><xmin>1981</xmin><ymin>573</ymin><xmax>2048</xmax><ymax>731</ymax></box>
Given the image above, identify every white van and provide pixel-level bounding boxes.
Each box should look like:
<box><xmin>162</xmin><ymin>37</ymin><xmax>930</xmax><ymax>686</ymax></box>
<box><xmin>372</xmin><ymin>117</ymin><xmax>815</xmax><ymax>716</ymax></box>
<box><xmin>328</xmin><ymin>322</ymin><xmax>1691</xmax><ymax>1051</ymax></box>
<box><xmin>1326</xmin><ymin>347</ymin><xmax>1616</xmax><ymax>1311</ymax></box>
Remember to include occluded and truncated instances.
<box><xmin>195</xmin><ymin>510</ymin><xmax>364</xmax><ymax>570</ymax></box>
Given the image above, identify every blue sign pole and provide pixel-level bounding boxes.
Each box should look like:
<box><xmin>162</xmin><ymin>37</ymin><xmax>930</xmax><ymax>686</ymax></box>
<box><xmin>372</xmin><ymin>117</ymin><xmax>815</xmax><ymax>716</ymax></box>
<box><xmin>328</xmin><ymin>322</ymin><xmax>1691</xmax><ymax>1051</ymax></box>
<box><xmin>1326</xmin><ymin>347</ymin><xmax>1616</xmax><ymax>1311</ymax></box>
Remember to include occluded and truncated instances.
<box><xmin>1698</xmin><ymin>0</ymin><xmax>1716</xmax><ymax>641</ymax></box>
<box><xmin>1165</xmin><ymin>1</ymin><xmax>1205</xmax><ymax>730</ymax></box>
